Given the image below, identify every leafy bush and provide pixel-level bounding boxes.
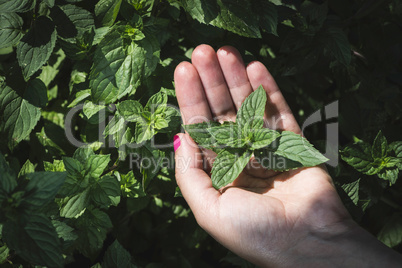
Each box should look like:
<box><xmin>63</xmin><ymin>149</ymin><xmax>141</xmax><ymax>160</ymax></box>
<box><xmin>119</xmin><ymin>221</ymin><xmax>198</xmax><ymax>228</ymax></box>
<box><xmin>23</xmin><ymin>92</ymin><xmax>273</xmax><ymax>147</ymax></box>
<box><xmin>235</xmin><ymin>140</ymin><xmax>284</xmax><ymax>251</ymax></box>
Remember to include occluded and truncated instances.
<box><xmin>0</xmin><ymin>0</ymin><xmax>401</xmax><ymax>266</ymax></box>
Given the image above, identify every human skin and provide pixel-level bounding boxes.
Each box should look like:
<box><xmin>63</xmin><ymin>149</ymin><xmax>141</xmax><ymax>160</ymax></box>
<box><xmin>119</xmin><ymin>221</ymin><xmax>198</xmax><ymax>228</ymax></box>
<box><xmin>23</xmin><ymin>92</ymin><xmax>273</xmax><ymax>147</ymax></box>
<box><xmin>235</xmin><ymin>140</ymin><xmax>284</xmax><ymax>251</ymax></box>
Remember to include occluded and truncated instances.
<box><xmin>173</xmin><ymin>44</ymin><xmax>402</xmax><ymax>267</ymax></box>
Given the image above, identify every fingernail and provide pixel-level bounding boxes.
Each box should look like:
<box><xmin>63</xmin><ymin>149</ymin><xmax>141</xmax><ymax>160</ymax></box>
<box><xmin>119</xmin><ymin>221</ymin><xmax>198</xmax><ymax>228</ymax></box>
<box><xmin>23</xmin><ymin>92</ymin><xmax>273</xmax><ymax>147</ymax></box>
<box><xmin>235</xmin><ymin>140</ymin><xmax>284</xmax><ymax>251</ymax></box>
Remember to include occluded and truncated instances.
<box><xmin>173</xmin><ymin>135</ymin><xmax>181</xmax><ymax>152</ymax></box>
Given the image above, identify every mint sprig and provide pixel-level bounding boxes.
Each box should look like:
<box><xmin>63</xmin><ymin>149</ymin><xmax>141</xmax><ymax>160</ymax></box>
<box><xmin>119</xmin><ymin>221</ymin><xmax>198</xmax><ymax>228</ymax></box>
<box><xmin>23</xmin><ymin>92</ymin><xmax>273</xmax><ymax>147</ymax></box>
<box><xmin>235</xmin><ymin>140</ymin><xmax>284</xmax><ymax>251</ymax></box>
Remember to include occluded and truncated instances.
<box><xmin>183</xmin><ymin>86</ymin><xmax>329</xmax><ymax>189</ymax></box>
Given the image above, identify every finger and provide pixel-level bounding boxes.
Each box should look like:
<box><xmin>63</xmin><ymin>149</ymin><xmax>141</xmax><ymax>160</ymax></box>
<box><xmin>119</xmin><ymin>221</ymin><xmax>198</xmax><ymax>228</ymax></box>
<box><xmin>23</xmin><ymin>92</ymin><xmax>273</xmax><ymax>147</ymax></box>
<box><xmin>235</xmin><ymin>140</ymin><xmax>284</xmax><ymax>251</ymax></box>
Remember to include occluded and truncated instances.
<box><xmin>246</xmin><ymin>61</ymin><xmax>301</xmax><ymax>133</ymax></box>
<box><xmin>174</xmin><ymin>61</ymin><xmax>212</xmax><ymax>124</ymax></box>
<box><xmin>216</xmin><ymin>46</ymin><xmax>253</xmax><ymax>110</ymax></box>
<box><xmin>174</xmin><ymin>134</ymin><xmax>220</xmax><ymax>229</ymax></box>
<box><xmin>191</xmin><ymin>44</ymin><xmax>236</xmax><ymax>121</ymax></box>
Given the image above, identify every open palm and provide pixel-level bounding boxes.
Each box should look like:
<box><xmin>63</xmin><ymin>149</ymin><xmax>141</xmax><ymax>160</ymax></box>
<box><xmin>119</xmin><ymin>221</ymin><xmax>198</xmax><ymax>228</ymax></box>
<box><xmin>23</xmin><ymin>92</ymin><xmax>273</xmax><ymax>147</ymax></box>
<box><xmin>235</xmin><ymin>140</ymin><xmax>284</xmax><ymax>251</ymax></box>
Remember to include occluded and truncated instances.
<box><xmin>174</xmin><ymin>45</ymin><xmax>351</xmax><ymax>267</ymax></box>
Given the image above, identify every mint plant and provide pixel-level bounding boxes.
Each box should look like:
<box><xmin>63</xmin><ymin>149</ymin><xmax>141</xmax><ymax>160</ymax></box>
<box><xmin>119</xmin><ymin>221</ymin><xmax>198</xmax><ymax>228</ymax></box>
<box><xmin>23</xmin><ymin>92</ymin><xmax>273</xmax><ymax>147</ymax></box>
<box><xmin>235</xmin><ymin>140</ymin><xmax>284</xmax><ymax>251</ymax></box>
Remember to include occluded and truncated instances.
<box><xmin>0</xmin><ymin>0</ymin><xmax>401</xmax><ymax>266</ymax></box>
<box><xmin>184</xmin><ymin>86</ymin><xmax>328</xmax><ymax>189</ymax></box>
<box><xmin>341</xmin><ymin>131</ymin><xmax>402</xmax><ymax>186</ymax></box>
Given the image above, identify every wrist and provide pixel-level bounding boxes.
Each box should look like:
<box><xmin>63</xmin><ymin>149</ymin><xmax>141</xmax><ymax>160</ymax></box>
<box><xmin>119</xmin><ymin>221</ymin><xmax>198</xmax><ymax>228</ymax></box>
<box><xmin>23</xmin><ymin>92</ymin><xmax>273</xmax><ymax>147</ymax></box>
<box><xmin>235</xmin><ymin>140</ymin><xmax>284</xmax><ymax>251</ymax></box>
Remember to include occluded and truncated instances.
<box><xmin>281</xmin><ymin>219</ymin><xmax>402</xmax><ymax>267</ymax></box>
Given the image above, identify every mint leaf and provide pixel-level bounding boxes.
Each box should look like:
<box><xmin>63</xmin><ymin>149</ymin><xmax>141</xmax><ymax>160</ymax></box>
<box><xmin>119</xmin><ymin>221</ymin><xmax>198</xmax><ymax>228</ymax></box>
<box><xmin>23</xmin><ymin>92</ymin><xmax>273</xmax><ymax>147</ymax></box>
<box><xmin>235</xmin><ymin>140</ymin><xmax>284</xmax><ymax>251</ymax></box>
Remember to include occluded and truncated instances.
<box><xmin>25</xmin><ymin>78</ymin><xmax>48</xmax><ymax>108</ymax></box>
<box><xmin>236</xmin><ymin>85</ymin><xmax>266</xmax><ymax>131</ymax></box>
<box><xmin>3</xmin><ymin>214</ymin><xmax>63</xmax><ymax>268</ymax></box>
<box><xmin>95</xmin><ymin>0</ymin><xmax>123</xmax><ymax>27</ymax></box>
<box><xmin>341</xmin><ymin>142</ymin><xmax>378</xmax><ymax>175</ymax></box>
<box><xmin>390</xmin><ymin>141</ymin><xmax>402</xmax><ymax>158</ymax></box>
<box><xmin>211</xmin><ymin>0</ymin><xmax>261</xmax><ymax>38</ymax></box>
<box><xmin>0</xmin><ymin>153</ymin><xmax>17</xmax><ymax>199</ymax></box>
<box><xmin>103</xmin><ymin>240</ymin><xmax>136</xmax><ymax>268</ymax></box>
<box><xmin>253</xmin><ymin>1</ymin><xmax>278</xmax><ymax>35</ymax></box>
<box><xmin>75</xmin><ymin>209</ymin><xmax>112</xmax><ymax>258</ymax></box>
<box><xmin>18</xmin><ymin>159</ymin><xmax>36</xmax><ymax>177</ymax></box>
<box><xmin>377</xmin><ymin>214</ymin><xmax>402</xmax><ymax>248</ymax></box>
<box><xmin>0</xmin><ymin>13</ymin><xmax>24</xmax><ymax>49</ymax></box>
<box><xmin>378</xmin><ymin>168</ymin><xmax>399</xmax><ymax>186</ymax></box>
<box><xmin>21</xmin><ymin>172</ymin><xmax>66</xmax><ymax>210</ymax></box>
<box><xmin>50</xmin><ymin>4</ymin><xmax>94</xmax><ymax>41</ymax></box>
<box><xmin>272</xmin><ymin>131</ymin><xmax>329</xmax><ymax>167</ymax></box>
<box><xmin>254</xmin><ymin>149</ymin><xmax>303</xmax><ymax>171</ymax></box>
<box><xmin>145</xmin><ymin>91</ymin><xmax>167</xmax><ymax>114</ymax></box>
<box><xmin>208</xmin><ymin>122</ymin><xmax>245</xmax><ymax>148</ymax></box>
<box><xmin>90</xmin><ymin>175</ymin><xmax>121</xmax><ymax>208</ymax></box>
<box><xmin>90</xmin><ymin>25</ymin><xmax>160</xmax><ymax>104</ymax></box>
<box><xmin>118</xmin><ymin>100</ymin><xmax>143</xmax><ymax>122</ymax></box>
<box><xmin>183</xmin><ymin>121</ymin><xmax>221</xmax><ymax>148</ymax></box>
<box><xmin>250</xmin><ymin>128</ymin><xmax>281</xmax><ymax>150</ymax></box>
<box><xmin>84</xmin><ymin>154</ymin><xmax>110</xmax><ymax>179</ymax></box>
<box><xmin>16</xmin><ymin>16</ymin><xmax>57</xmax><ymax>79</ymax></box>
<box><xmin>372</xmin><ymin>130</ymin><xmax>388</xmax><ymax>159</ymax></box>
<box><xmin>52</xmin><ymin>220</ymin><xmax>78</xmax><ymax>242</ymax></box>
<box><xmin>324</xmin><ymin>27</ymin><xmax>351</xmax><ymax>65</ymax></box>
<box><xmin>341</xmin><ymin>179</ymin><xmax>360</xmax><ymax>206</ymax></box>
<box><xmin>0</xmin><ymin>0</ymin><xmax>34</xmax><ymax>13</ymax></box>
<box><xmin>211</xmin><ymin>150</ymin><xmax>252</xmax><ymax>189</ymax></box>
<box><xmin>116</xmin><ymin>171</ymin><xmax>146</xmax><ymax>198</ymax></box>
<box><xmin>0</xmin><ymin>85</ymin><xmax>41</xmax><ymax>149</ymax></box>
<box><xmin>60</xmin><ymin>188</ymin><xmax>90</xmax><ymax>218</ymax></box>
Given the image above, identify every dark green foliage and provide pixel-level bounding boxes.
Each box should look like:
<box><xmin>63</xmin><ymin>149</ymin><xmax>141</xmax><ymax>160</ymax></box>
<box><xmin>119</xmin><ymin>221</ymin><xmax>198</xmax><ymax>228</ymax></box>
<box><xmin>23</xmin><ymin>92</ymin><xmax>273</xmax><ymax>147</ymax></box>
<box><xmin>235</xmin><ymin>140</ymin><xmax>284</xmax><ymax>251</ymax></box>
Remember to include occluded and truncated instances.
<box><xmin>0</xmin><ymin>0</ymin><xmax>401</xmax><ymax>266</ymax></box>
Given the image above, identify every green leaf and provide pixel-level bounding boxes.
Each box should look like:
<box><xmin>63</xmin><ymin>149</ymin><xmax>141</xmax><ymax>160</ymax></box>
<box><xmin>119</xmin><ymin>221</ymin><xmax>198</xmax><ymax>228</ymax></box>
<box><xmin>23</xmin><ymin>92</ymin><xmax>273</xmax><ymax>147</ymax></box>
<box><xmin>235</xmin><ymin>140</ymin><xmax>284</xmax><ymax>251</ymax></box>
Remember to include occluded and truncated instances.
<box><xmin>341</xmin><ymin>179</ymin><xmax>360</xmax><ymax>205</ymax></box>
<box><xmin>18</xmin><ymin>159</ymin><xmax>36</xmax><ymax>177</ymax></box>
<box><xmin>212</xmin><ymin>0</ymin><xmax>261</xmax><ymax>38</ymax></box>
<box><xmin>103</xmin><ymin>240</ymin><xmax>136</xmax><ymax>268</ymax></box>
<box><xmin>0</xmin><ymin>244</ymin><xmax>10</xmax><ymax>264</ymax></box>
<box><xmin>377</xmin><ymin>214</ymin><xmax>402</xmax><ymax>248</ymax></box>
<box><xmin>24</xmin><ymin>79</ymin><xmax>48</xmax><ymax>108</ymax></box>
<box><xmin>95</xmin><ymin>0</ymin><xmax>123</xmax><ymax>27</ymax></box>
<box><xmin>0</xmin><ymin>0</ymin><xmax>34</xmax><ymax>13</ymax></box>
<box><xmin>390</xmin><ymin>141</ymin><xmax>402</xmax><ymax>158</ymax></box>
<box><xmin>52</xmin><ymin>220</ymin><xmax>78</xmax><ymax>242</ymax></box>
<box><xmin>135</xmin><ymin>119</ymin><xmax>155</xmax><ymax>143</ymax></box>
<box><xmin>118</xmin><ymin>100</ymin><xmax>143</xmax><ymax>122</ymax></box>
<box><xmin>104</xmin><ymin>113</ymin><xmax>125</xmax><ymax>137</ymax></box>
<box><xmin>16</xmin><ymin>16</ymin><xmax>57</xmax><ymax>79</ymax></box>
<box><xmin>145</xmin><ymin>91</ymin><xmax>167</xmax><ymax>113</ymax></box>
<box><xmin>272</xmin><ymin>131</ymin><xmax>329</xmax><ymax>167</ymax></box>
<box><xmin>253</xmin><ymin>1</ymin><xmax>278</xmax><ymax>35</ymax></box>
<box><xmin>90</xmin><ymin>175</ymin><xmax>121</xmax><ymax>208</ymax></box>
<box><xmin>207</xmin><ymin>122</ymin><xmax>244</xmax><ymax>148</ymax></box>
<box><xmin>44</xmin><ymin>160</ymin><xmax>66</xmax><ymax>172</ymax></box>
<box><xmin>50</xmin><ymin>4</ymin><xmax>95</xmax><ymax>41</ymax></box>
<box><xmin>182</xmin><ymin>0</ymin><xmax>219</xmax><ymax>24</ymax></box>
<box><xmin>236</xmin><ymin>85</ymin><xmax>266</xmax><ymax>131</ymax></box>
<box><xmin>0</xmin><ymin>13</ymin><xmax>23</xmax><ymax>49</ymax></box>
<box><xmin>22</xmin><ymin>172</ymin><xmax>66</xmax><ymax>210</ymax></box>
<box><xmin>211</xmin><ymin>149</ymin><xmax>252</xmax><ymax>189</ymax></box>
<box><xmin>324</xmin><ymin>27</ymin><xmax>351</xmax><ymax>65</ymax></box>
<box><xmin>90</xmin><ymin>26</ymin><xmax>160</xmax><ymax>104</ymax></box>
<box><xmin>341</xmin><ymin>142</ymin><xmax>378</xmax><ymax>175</ymax></box>
<box><xmin>372</xmin><ymin>130</ymin><xmax>388</xmax><ymax>159</ymax></box>
<box><xmin>75</xmin><ymin>209</ymin><xmax>112</xmax><ymax>258</ymax></box>
<box><xmin>116</xmin><ymin>171</ymin><xmax>146</xmax><ymax>198</ymax></box>
<box><xmin>377</xmin><ymin>168</ymin><xmax>399</xmax><ymax>186</ymax></box>
<box><xmin>0</xmin><ymin>85</ymin><xmax>41</xmax><ymax>149</ymax></box>
<box><xmin>250</xmin><ymin>128</ymin><xmax>281</xmax><ymax>150</ymax></box>
<box><xmin>254</xmin><ymin>149</ymin><xmax>303</xmax><ymax>171</ymax></box>
<box><xmin>3</xmin><ymin>214</ymin><xmax>63</xmax><ymax>268</ymax></box>
<box><xmin>183</xmin><ymin>121</ymin><xmax>220</xmax><ymax>148</ymax></box>
<box><xmin>60</xmin><ymin>188</ymin><xmax>90</xmax><ymax>218</ymax></box>
<box><xmin>0</xmin><ymin>153</ymin><xmax>17</xmax><ymax>198</ymax></box>
<box><xmin>82</xmin><ymin>100</ymin><xmax>107</xmax><ymax>122</ymax></box>
<box><xmin>63</xmin><ymin>157</ymin><xmax>84</xmax><ymax>179</ymax></box>
<box><xmin>84</xmin><ymin>154</ymin><xmax>111</xmax><ymax>179</ymax></box>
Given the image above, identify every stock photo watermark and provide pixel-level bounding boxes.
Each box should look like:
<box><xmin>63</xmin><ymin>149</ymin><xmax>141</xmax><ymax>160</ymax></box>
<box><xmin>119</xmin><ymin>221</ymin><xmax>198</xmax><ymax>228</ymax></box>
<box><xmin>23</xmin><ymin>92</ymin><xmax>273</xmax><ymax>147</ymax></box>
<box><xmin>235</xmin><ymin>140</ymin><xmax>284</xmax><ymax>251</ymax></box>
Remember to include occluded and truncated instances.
<box><xmin>64</xmin><ymin>101</ymin><xmax>339</xmax><ymax>172</ymax></box>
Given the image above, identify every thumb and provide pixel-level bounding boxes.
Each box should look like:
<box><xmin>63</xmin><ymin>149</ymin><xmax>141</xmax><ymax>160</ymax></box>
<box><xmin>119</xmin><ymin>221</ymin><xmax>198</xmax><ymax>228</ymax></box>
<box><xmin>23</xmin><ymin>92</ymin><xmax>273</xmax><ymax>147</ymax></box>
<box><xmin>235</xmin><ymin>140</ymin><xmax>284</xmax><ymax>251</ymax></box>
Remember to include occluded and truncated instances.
<box><xmin>174</xmin><ymin>133</ymin><xmax>220</xmax><ymax>226</ymax></box>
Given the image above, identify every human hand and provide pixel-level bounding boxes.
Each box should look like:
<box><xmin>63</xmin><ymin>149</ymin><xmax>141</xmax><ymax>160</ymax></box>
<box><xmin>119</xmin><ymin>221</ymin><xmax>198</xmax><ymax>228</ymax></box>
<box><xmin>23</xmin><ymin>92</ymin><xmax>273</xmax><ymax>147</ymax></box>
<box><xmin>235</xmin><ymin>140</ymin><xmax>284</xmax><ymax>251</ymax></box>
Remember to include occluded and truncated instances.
<box><xmin>173</xmin><ymin>45</ymin><xmax>401</xmax><ymax>267</ymax></box>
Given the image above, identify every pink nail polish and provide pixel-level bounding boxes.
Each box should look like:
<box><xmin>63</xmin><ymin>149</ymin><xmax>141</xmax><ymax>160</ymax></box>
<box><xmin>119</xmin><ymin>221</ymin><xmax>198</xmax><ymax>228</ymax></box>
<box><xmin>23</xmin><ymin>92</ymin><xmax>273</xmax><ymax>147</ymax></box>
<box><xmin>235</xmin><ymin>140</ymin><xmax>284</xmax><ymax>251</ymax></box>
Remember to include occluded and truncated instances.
<box><xmin>173</xmin><ymin>135</ymin><xmax>181</xmax><ymax>152</ymax></box>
